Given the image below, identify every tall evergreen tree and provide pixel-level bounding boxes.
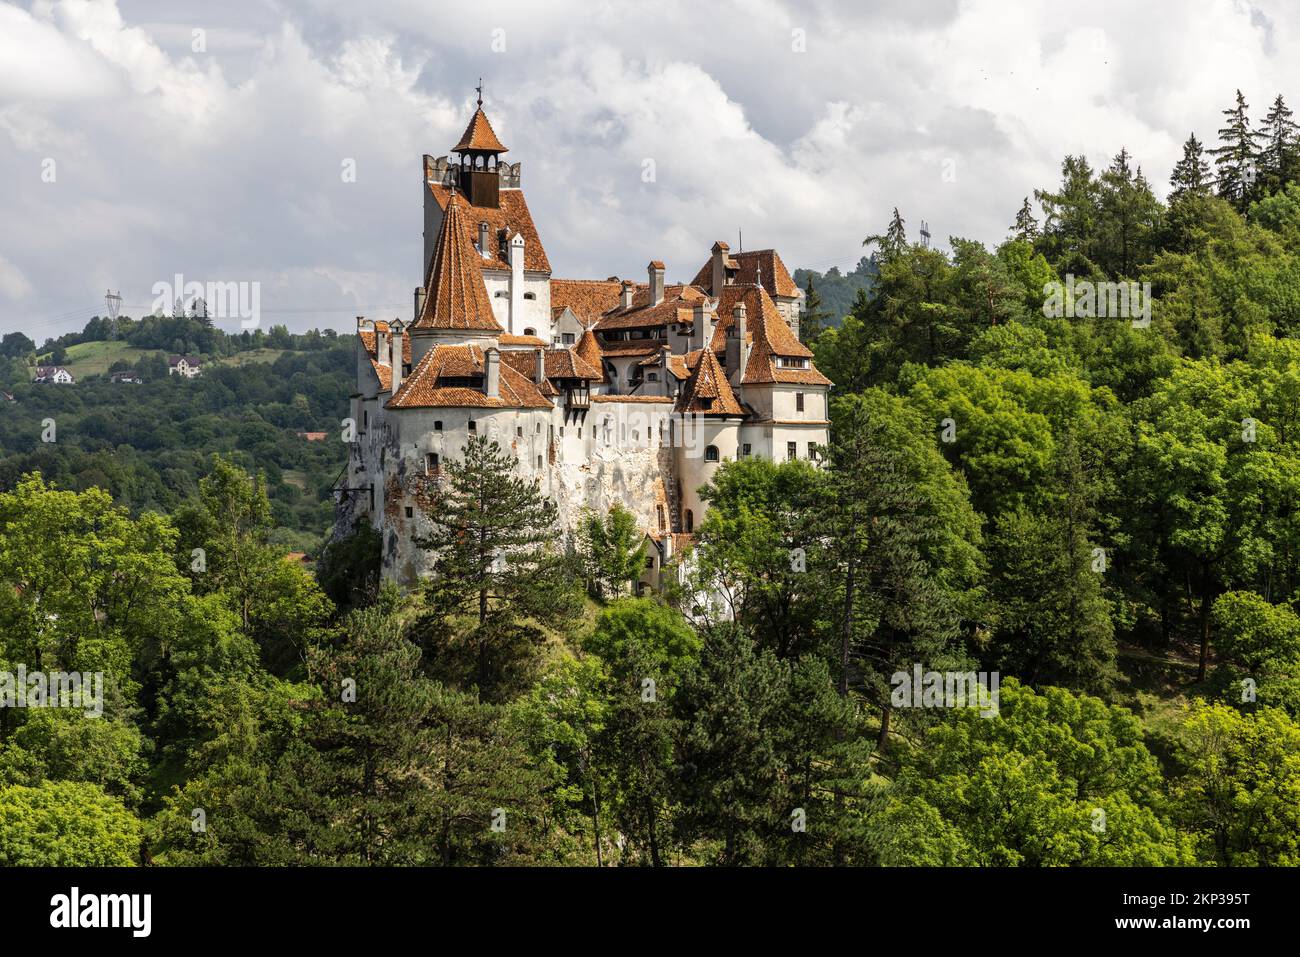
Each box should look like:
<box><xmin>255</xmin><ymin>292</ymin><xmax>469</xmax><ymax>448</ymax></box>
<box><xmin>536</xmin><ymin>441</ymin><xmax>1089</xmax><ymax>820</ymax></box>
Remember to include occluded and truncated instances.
<box><xmin>864</xmin><ymin>208</ymin><xmax>908</xmax><ymax>263</ymax></box>
<box><xmin>1011</xmin><ymin>196</ymin><xmax>1039</xmax><ymax>242</ymax></box>
<box><xmin>1208</xmin><ymin>89</ymin><xmax>1258</xmax><ymax>210</ymax></box>
<box><xmin>1257</xmin><ymin>94</ymin><xmax>1300</xmax><ymax>195</ymax></box>
<box><xmin>414</xmin><ymin>435</ymin><xmax>580</xmax><ymax>699</ymax></box>
<box><xmin>1170</xmin><ymin>133</ymin><xmax>1213</xmax><ymax>199</ymax></box>
<box><xmin>800</xmin><ymin>275</ymin><xmax>833</xmax><ymax>346</ymax></box>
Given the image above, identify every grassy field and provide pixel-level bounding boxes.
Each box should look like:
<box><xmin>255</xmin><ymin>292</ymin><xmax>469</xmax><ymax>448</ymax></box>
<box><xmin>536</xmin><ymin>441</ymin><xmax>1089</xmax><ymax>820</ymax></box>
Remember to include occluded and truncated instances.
<box><xmin>33</xmin><ymin>343</ymin><xmax>290</xmax><ymax>379</ymax></box>
<box><xmin>37</xmin><ymin>340</ymin><xmax>145</xmax><ymax>377</ymax></box>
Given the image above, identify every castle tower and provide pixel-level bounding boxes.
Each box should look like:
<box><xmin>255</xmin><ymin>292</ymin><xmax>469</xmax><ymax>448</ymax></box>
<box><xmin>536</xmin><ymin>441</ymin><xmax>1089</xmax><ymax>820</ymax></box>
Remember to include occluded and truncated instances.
<box><xmin>410</xmin><ymin>192</ymin><xmax>503</xmax><ymax>362</ymax></box>
<box><xmin>451</xmin><ymin>82</ymin><xmax>509</xmax><ymax>209</ymax></box>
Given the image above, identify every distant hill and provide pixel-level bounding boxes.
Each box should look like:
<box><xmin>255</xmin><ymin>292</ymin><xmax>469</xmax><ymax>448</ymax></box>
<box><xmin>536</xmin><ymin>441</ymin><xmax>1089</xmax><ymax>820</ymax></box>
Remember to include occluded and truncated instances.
<box><xmin>792</xmin><ymin>256</ymin><xmax>878</xmax><ymax>329</ymax></box>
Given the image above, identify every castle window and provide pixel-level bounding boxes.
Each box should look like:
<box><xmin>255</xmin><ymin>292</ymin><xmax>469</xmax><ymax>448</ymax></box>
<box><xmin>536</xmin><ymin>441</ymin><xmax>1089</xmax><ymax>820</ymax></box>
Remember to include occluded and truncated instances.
<box><xmin>362</xmin><ymin>411</ymin><xmax>368</xmax><ymax>429</ymax></box>
<box><xmin>495</xmin><ymin>290</ymin><xmax>508</xmax><ymax>298</ymax></box>
<box><xmin>434</xmin><ymin>421</ymin><xmax>443</xmax><ymax>431</ymax></box>
<box><xmin>405</xmin><ymin>506</ymin><xmax>413</xmax><ymax>518</ymax></box>
<box><xmin>657</xmin><ymin>505</ymin><xmax>665</xmax><ymax>530</ymax></box>
<box><xmin>796</xmin><ymin>392</ymin><xmax>805</xmax><ymax>412</ymax></box>
<box><xmin>536</xmin><ymin>423</ymin><xmax>542</xmax><ymax>434</ymax></box>
<box><xmin>524</xmin><ymin>293</ymin><xmax>537</xmax><ymax>301</ymax></box>
<box><xmin>517</xmin><ymin>426</ymin><xmax>523</xmax><ymax>437</ymax></box>
<box><xmin>562</xmin><ymin>333</ymin><xmax>575</xmax><ymax>345</ymax></box>
<box><xmin>536</xmin><ymin>456</ymin><xmax>542</xmax><ymax>468</ymax></box>
<box><xmin>787</xmin><ymin>441</ymin><xmax>797</xmax><ymax>461</ymax></box>
<box><xmin>648</xmin><ymin>373</ymin><xmax>659</xmax><ymax>382</ymax></box>
<box><xmin>705</xmin><ymin>445</ymin><xmax>720</xmax><ymax>462</ymax></box>
<box><xmin>645</xmin><ymin>555</ymin><xmax>655</xmax><ymax>569</ymax></box>
<box><xmin>685</xmin><ymin>510</ymin><xmax>694</xmax><ymax>532</ymax></box>
<box><xmin>742</xmin><ymin>443</ymin><xmax>752</xmax><ymax>457</ymax></box>
<box><xmin>468</xmin><ymin>420</ymin><xmax>477</xmax><ymax>432</ymax></box>
<box><xmin>425</xmin><ymin>453</ymin><xmax>439</xmax><ymax>474</ymax></box>
<box><xmin>524</xmin><ymin>327</ymin><xmax>536</xmax><ymax>336</ymax></box>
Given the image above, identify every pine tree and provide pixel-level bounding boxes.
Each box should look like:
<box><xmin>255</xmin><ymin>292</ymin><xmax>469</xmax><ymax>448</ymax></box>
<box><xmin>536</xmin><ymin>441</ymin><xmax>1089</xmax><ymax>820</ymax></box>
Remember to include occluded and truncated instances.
<box><xmin>1170</xmin><ymin>133</ymin><xmax>1212</xmax><ymax>199</ymax></box>
<box><xmin>1011</xmin><ymin>196</ymin><xmax>1039</xmax><ymax>242</ymax></box>
<box><xmin>864</xmin><ymin>208</ymin><xmax>907</xmax><ymax>263</ymax></box>
<box><xmin>576</xmin><ymin>504</ymin><xmax>646</xmax><ymax>599</ymax></box>
<box><xmin>414</xmin><ymin>435</ymin><xmax>580</xmax><ymax>699</ymax></box>
<box><xmin>1257</xmin><ymin>94</ymin><xmax>1299</xmax><ymax>195</ymax></box>
<box><xmin>1097</xmin><ymin>148</ymin><xmax>1161</xmax><ymax>278</ymax></box>
<box><xmin>801</xmin><ymin>275</ymin><xmax>833</xmax><ymax>346</ymax></box>
<box><xmin>1034</xmin><ymin>154</ymin><xmax>1102</xmax><ymax>274</ymax></box>
<box><xmin>1208</xmin><ymin>89</ymin><xmax>1258</xmax><ymax>209</ymax></box>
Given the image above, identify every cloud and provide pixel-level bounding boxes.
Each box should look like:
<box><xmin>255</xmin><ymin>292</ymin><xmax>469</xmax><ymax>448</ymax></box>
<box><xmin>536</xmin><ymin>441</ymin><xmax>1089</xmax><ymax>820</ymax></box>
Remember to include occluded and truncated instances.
<box><xmin>1</xmin><ymin>0</ymin><xmax>1299</xmax><ymax>338</ymax></box>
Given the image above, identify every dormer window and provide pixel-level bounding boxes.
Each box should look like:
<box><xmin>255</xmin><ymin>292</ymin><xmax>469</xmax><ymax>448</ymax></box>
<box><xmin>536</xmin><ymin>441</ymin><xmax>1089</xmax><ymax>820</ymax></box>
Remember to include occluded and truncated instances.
<box><xmin>523</xmin><ymin>292</ymin><xmax>537</xmax><ymax>300</ymax></box>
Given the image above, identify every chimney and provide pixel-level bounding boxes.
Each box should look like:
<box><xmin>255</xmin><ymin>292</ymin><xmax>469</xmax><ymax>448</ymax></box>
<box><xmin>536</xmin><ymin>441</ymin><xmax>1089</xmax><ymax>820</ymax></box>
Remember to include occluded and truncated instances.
<box><xmin>710</xmin><ymin>241</ymin><xmax>729</xmax><ymax>294</ymax></box>
<box><xmin>621</xmin><ymin>279</ymin><xmax>635</xmax><ymax>311</ymax></box>
<box><xmin>390</xmin><ymin>327</ymin><xmax>404</xmax><ymax>392</ymax></box>
<box><xmin>648</xmin><ymin>261</ymin><xmax>665</xmax><ymax>306</ymax></box>
<box><xmin>413</xmin><ymin>286</ymin><xmax>426</xmax><ymax>322</ymax></box>
<box><xmin>484</xmin><ymin>347</ymin><xmax>501</xmax><ymax>398</ymax></box>
<box><xmin>534</xmin><ymin>347</ymin><xmax>545</xmax><ymax>385</ymax></box>
<box><xmin>376</xmin><ymin>324</ymin><xmax>390</xmax><ymax>366</ymax></box>
<box><xmin>478</xmin><ymin>221</ymin><xmax>489</xmax><ymax>254</ymax></box>
<box><xmin>727</xmin><ymin>302</ymin><xmax>748</xmax><ymax>384</ymax></box>
<box><xmin>693</xmin><ymin>302</ymin><xmax>714</xmax><ymax>352</ymax></box>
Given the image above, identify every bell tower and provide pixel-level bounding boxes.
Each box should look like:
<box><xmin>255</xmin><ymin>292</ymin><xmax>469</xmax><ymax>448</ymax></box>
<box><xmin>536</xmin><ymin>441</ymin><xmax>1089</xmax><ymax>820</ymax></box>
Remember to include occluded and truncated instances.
<box><xmin>451</xmin><ymin>81</ymin><xmax>508</xmax><ymax>209</ymax></box>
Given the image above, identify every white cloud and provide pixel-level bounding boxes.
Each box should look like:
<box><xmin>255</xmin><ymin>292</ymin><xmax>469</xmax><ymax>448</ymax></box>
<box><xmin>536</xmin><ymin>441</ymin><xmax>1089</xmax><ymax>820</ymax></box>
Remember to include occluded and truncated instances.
<box><xmin>2</xmin><ymin>0</ymin><xmax>1300</xmax><ymax>337</ymax></box>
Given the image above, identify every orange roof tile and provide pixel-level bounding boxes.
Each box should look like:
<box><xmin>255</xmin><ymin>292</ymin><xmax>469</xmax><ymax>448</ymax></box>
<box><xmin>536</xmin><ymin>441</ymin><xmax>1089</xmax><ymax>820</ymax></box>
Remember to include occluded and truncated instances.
<box><xmin>428</xmin><ymin>185</ymin><xmax>550</xmax><ymax>273</ymax></box>
<box><xmin>590</xmin><ymin>395</ymin><xmax>674</xmax><ymax>403</ymax></box>
<box><xmin>710</xmin><ymin>285</ymin><xmax>831</xmax><ymax>386</ymax></box>
<box><xmin>574</xmin><ymin>328</ymin><xmax>607</xmax><ymax>382</ymax></box>
<box><xmin>550</xmin><ymin>278</ymin><xmax>623</xmax><ymax>323</ymax></box>
<box><xmin>414</xmin><ymin>195</ymin><xmax>503</xmax><ymax>333</ymax></box>
<box><xmin>499</xmin><ymin>334</ymin><xmax>548</xmax><ymax>347</ymax></box>
<box><xmin>452</xmin><ymin>107</ymin><xmax>508</xmax><ymax>154</ymax></box>
<box><xmin>676</xmin><ymin>347</ymin><xmax>745</xmax><ymax>416</ymax></box>
<box><xmin>691</xmin><ymin>248</ymin><xmax>799</xmax><ymax>298</ymax></box>
<box><xmin>387</xmin><ymin>345</ymin><xmax>552</xmax><ymax>410</ymax></box>
<box><xmin>359</xmin><ymin>329</ymin><xmax>413</xmax><ymax>391</ymax></box>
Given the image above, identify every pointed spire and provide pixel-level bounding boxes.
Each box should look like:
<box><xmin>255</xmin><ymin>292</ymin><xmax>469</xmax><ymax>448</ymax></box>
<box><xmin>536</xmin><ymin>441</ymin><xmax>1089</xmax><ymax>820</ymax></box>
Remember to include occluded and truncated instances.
<box><xmin>413</xmin><ymin>195</ymin><xmax>503</xmax><ymax>333</ymax></box>
<box><xmin>575</xmin><ymin>327</ymin><xmax>606</xmax><ymax>382</ymax></box>
<box><xmin>452</xmin><ymin>102</ymin><xmax>508</xmax><ymax>154</ymax></box>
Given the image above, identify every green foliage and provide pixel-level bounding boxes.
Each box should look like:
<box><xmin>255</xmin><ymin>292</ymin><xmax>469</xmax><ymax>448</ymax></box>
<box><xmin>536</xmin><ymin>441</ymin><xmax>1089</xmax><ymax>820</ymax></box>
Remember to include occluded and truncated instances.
<box><xmin>0</xmin><ymin>780</ymin><xmax>141</xmax><ymax>866</ymax></box>
<box><xmin>868</xmin><ymin>680</ymin><xmax>1191</xmax><ymax>866</ymax></box>
<box><xmin>576</xmin><ymin>504</ymin><xmax>647</xmax><ymax>599</ymax></box>
<box><xmin>414</xmin><ymin>435</ymin><xmax>581</xmax><ymax>700</ymax></box>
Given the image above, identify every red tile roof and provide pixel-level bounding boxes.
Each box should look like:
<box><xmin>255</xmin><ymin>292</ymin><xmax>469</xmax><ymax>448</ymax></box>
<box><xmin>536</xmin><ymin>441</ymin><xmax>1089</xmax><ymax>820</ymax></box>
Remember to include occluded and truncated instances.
<box><xmin>387</xmin><ymin>345</ymin><xmax>552</xmax><ymax>410</ymax></box>
<box><xmin>428</xmin><ymin>185</ymin><xmax>550</xmax><ymax>273</ymax></box>
<box><xmin>691</xmin><ymin>248</ymin><xmax>799</xmax><ymax>298</ymax></box>
<box><xmin>452</xmin><ymin>107</ymin><xmax>508</xmax><ymax>153</ymax></box>
<box><xmin>710</xmin><ymin>285</ymin><xmax>831</xmax><ymax>386</ymax></box>
<box><xmin>550</xmin><ymin>278</ymin><xmax>623</xmax><ymax>323</ymax></box>
<box><xmin>414</xmin><ymin>195</ymin><xmax>503</xmax><ymax>333</ymax></box>
<box><xmin>676</xmin><ymin>348</ymin><xmax>745</xmax><ymax>416</ymax></box>
<box><xmin>574</xmin><ymin>328</ymin><xmax>607</xmax><ymax>382</ymax></box>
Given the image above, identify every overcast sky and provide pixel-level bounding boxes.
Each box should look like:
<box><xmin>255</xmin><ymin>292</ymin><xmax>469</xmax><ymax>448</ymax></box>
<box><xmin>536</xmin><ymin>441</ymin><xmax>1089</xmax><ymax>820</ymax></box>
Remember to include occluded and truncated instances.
<box><xmin>0</xmin><ymin>0</ymin><xmax>1296</xmax><ymax>339</ymax></box>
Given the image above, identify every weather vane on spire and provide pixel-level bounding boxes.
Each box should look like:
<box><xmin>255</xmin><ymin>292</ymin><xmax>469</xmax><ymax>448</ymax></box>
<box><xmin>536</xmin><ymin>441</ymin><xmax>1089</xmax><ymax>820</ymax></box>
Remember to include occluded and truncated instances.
<box><xmin>476</xmin><ymin>78</ymin><xmax>483</xmax><ymax>107</ymax></box>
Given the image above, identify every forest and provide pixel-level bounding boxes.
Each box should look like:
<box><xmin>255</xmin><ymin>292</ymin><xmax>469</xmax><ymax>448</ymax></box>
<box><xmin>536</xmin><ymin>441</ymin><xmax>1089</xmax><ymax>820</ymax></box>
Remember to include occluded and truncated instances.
<box><xmin>2</xmin><ymin>89</ymin><xmax>1300</xmax><ymax>867</ymax></box>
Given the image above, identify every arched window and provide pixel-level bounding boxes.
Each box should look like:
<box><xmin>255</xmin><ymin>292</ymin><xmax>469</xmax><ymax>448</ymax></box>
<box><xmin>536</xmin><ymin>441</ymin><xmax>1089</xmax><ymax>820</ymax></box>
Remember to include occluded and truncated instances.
<box><xmin>523</xmin><ymin>292</ymin><xmax>537</xmax><ymax>300</ymax></box>
<box><xmin>685</xmin><ymin>509</ymin><xmax>694</xmax><ymax>532</ymax></box>
<box><xmin>523</xmin><ymin>327</ymin><xmax>536</xmax><ymax>337</ymax></box>
<box><xmin>705</xmin><ymin>445</ymin><xmax>720</xmax><ymax>462</ymax></box>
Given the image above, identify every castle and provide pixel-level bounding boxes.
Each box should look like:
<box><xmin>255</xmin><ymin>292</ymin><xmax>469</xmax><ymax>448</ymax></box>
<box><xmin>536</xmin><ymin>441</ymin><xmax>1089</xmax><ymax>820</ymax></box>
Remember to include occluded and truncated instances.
<box><xmin>337</xmin><ymin>95</ymin><xmax>833</xmax><ymax>590</ymax></box>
